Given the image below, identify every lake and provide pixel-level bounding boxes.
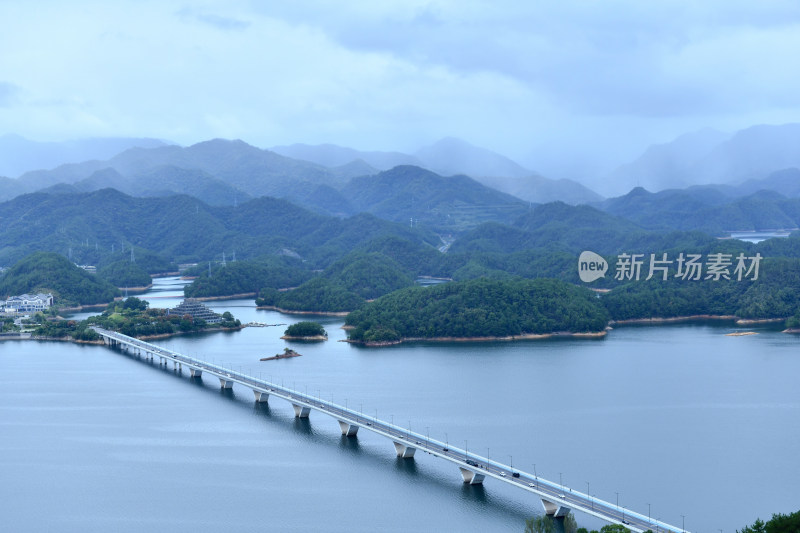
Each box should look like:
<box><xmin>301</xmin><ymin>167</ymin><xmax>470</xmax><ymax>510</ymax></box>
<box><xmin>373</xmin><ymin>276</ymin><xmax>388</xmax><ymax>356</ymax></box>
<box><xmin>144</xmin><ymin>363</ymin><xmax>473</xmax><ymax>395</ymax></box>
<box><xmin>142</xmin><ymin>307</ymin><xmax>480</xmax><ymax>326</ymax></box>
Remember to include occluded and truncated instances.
<box><xmin>1</xmin><ymin>277</ymin><xmax>798</xmax><ymax>532</ymax></box>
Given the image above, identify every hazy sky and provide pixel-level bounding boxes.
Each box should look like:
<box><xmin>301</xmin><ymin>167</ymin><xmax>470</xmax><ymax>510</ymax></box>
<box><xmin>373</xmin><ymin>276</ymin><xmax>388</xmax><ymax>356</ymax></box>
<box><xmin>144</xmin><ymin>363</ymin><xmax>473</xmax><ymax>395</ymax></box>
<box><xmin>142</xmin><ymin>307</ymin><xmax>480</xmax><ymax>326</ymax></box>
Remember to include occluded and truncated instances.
<box><xmin>2</xmin><ymin>0</ymin><xmax>800</xmax><ymax>179</ymax></box>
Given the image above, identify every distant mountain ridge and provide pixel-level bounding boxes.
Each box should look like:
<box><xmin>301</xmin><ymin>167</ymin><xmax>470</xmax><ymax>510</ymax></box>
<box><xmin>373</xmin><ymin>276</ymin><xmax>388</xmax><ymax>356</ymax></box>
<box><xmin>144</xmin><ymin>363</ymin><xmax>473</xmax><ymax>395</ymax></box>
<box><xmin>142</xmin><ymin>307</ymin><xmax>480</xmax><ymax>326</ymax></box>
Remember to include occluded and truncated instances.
<box><xmin>273</xmin><ymin>137</ymin><xmax>601</xmax><ymax>205</ymax></box>
<box><xmin>0</xmin><ymin>134</ymin><xmax>169</xmax><ymax>178</ymax></box>
<box><xmin>607</xmin><ymin>123</ymin><xmax>800</xmax><ymax>194</ymax></box>
<box><xmin>0</xmin><ymin>136</ymin><xmax>603</xmax><ymax>211</ymax></box>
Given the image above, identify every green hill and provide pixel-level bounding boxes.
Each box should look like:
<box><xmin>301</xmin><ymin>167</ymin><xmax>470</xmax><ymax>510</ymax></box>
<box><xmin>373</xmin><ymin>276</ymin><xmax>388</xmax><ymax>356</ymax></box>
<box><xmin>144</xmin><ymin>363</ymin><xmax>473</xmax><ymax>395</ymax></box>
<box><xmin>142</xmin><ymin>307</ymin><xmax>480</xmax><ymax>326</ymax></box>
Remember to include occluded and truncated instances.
<box><xmin>0</xmin><ymin>252</ymin><xmax>119</xmax><ymax>306</ymax></box>
<box><xmin>0</xmin><ymin>189</ymin><xmax>438</xmax><ymax>268</ymax></box>
<box><xmin>345</xmin><ymin>277</ymin><xmax>609</xmax><ymax>343</ymax></box>
<box><xmin>340</xmin><ymin>165</ymin><xmax>528</xmax><ymax>231</ymax></box>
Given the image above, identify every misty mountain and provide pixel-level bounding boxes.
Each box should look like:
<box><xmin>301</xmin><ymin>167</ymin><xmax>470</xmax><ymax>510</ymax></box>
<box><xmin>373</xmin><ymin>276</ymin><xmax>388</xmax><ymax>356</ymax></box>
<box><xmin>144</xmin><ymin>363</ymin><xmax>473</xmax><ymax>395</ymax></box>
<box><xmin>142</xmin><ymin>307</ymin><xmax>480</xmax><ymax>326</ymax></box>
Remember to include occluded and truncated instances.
<box><xmin>606</xmin><ymin>128</ymin><xmax>730</xmax><ymax>193</ymax></box>
<box><xmin>449</xmin><ymin>201</ymin><xmax>716</xmax><ymax>256</ymax></box>
<box><xmin>329</xmin><ymin>159</ymin><xmax>379</xmax><ymax>180</ymax></box>
<box><xmin>36</xmin><ymin>165</ymin><xmax>251</xmax><ymax>206</ymax></box>
<box><xmin>599</xmin><ymin>186</ymin><xmax>800</xmax><ymax>234</ymax></box>
<box><xmin>0</xmin><ymin>134</ymin><xmax>169</xmax><ymax>178</ymax></box>
<box><xmin>339</xmin><ymin>165</ymin><xmax>529</xmax><ymax>231</ymax></box>
<box><xmin>737</xmin><ymin>168</ymin><xmax>800</xmax><ymax>198</ymax></box>
<box><xmin>607</xmin><ymin>123</ymin><xmax>800</xmax><ymax>194</ymax></box>
<box><xmin>271</xmin><ymin>142</ymin><xmax>422</xmax><ymax>170</ymax></box>
<box><xmin>273</xmin><ymin>137</ymin><xmax>601</xmax><ymax>205</ymax></box>
<box><xmin>415</xmin><ymin>137</ymin><xmax>532</xmax><ymax>179</ymax></box>
<box><xmin>8</xmin><ymin>139</ymin><xmax>342</xmax><ymax>202</ymax></box>
<box><xmin>693</xmin><ymin>124</ymin><xmax>800</xmax><ymax>184</ymax></box>
<box><xmin>478</xmin><ymin>174</ymin><xmax>602</xmax><ymax>205</ymax></box>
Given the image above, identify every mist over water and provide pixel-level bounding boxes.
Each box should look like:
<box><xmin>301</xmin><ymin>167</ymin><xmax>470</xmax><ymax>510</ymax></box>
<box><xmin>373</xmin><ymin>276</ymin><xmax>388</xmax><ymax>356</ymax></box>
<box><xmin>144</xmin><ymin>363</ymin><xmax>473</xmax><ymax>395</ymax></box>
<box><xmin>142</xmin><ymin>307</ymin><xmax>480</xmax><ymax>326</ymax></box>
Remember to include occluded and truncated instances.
<box><xmin>2</xmin><ymin>278</ymin><xmax>799</xmax><ymax>532</ymax></box>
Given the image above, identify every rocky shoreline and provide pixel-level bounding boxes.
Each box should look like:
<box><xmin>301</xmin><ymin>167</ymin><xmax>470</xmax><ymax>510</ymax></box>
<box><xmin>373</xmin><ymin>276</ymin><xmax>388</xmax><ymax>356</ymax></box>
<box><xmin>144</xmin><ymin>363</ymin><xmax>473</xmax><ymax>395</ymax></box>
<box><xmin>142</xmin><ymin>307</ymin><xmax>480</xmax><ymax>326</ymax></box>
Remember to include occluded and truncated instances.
<box><xmin>344</xmin><ymin>330</ymin><xmax>608</xmax><ymax>347</ymax></box>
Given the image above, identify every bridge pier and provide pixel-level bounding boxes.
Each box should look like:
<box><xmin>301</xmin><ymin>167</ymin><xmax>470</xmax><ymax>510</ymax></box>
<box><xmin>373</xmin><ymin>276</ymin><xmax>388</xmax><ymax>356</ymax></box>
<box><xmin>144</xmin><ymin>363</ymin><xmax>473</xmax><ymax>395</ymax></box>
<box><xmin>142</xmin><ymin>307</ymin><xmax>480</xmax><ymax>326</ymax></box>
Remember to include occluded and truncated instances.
<box><xmin>338</xmin><ymin>420</ymin><xmax>359</xmax><ymax>436</ymax></box>
<box><xmin>253</xmin><ymin>390</ymin><xmax>269</xmax><ymax>402</ymax></box>
<box><xmin>459</xmin><ymin>467</ymin><xmax>485</xmax><ymax>485</ymax></box>
<box><xmin>292</xmin><ymin>404</ymin><xmax>311</xmax><ymax>418</ymax></box>
<box><xmin>393</xmin><ymin>442</ymin><xmax>416</xmax><ymax>458</ymax></box>
<box><xmin>190</xmin><ymin>368</ymin><xmax>202</xmax><ymax>378</ymax></box>
<box><xmin>219</xmin><ymin>377</ymin><xmax>234</xmax><ymax>389</ymax></box>
<box><xmin>541</xmin><ymin>499</ymin><xmax>571</xmax><ymax>518</ymax></box>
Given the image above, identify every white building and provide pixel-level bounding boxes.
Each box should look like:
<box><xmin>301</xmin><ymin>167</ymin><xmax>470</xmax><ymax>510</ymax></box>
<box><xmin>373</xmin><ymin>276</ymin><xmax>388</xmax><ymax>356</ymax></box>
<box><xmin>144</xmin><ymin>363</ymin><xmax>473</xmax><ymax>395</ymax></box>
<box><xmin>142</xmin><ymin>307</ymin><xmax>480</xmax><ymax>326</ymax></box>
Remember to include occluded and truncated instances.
<box><xmin>1</xmin><ymin>293</ymin><xmax>54</xmax><ymax>313</ymax></box>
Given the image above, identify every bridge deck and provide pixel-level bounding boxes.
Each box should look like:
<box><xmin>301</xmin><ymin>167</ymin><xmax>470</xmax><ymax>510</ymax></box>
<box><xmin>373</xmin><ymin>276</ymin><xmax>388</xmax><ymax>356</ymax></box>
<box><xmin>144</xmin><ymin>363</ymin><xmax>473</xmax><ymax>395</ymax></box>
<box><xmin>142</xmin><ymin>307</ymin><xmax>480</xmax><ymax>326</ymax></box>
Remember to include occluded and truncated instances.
<box><xmin>92</xmin><ymin>327</ymin><xmax>685</xmax><ymax>533</ymax></box>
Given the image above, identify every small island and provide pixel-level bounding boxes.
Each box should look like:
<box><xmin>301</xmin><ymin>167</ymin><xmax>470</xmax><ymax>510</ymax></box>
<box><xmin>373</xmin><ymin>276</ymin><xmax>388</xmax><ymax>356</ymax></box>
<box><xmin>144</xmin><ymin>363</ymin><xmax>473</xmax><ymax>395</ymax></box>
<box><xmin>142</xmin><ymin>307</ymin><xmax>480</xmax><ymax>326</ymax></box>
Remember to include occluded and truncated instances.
<box><xmin>280</xmin><ymin>321</ymin><xmax>328</xmax><ymax>341</ymax></box>
<box><xmin>260</xmin><ymin>348</ymin><xmax>302</xmax><ymax>361</ymax></box>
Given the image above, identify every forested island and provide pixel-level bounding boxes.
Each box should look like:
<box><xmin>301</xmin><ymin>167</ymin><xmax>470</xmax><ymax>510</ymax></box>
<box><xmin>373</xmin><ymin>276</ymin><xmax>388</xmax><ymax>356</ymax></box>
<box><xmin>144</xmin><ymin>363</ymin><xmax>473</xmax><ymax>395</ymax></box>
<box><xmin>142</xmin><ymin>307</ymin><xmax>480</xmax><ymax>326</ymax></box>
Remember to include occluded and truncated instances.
<box><xmin>281</xmin><ymin>321</ymin><xmax>327</xmax><ymax>340</ymax></box>
<box><xmin>345</xmin><ymin>278</ymin><xmax>609</xmax><ymax>344</ymax></box>
<box><xmin>26</xmin><ymin>297</ymin><xmax>241</xmax><ymax>341</ymax></box>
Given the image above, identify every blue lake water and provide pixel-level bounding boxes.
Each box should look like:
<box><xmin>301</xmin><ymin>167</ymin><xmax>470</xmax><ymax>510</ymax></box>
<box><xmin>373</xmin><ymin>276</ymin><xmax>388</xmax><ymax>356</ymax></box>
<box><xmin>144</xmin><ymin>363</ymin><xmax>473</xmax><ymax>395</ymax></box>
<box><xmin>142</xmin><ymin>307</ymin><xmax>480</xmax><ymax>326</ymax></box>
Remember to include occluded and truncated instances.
<box><xmin>2</xmin><ymin>277</ymin><xmax>799</xmax><ymax>532</ymax></box>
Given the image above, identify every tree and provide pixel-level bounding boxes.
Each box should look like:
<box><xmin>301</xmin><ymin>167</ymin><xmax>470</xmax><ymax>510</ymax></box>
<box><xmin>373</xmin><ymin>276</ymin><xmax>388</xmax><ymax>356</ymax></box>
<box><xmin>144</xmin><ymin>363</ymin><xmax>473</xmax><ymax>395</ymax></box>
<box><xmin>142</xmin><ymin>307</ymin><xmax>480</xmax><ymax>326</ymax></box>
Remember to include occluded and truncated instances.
<box><xmin>599</xmin><ymin>525</ymin><xmax>630</xmax><ymax>533</ymax></box>
<box><xmin>524</xmin><ymin>516</ymin><xmax>555</xmax><ymax>533</ymax></box>
<box><xmin>284</xmin><ymin>321</ymin><xmax>327</xmax><ymax>338</ymax></box>
<box><xmin>564</xmin><ymin>513</ymin><xmax>578</xmax><ymax>533</ymax></box>
<box><xmin>737</xmin><ymin>510</ymin><xmax>800</xmax><ymax>533</ymax></box>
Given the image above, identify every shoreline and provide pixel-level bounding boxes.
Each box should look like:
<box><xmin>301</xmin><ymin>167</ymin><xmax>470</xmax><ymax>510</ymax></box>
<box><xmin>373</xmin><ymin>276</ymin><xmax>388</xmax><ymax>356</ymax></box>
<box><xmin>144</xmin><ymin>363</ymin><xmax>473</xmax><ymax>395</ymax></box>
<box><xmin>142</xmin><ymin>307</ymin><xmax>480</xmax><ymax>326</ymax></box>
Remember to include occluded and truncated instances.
<box><xmin>117</xmin><ymin>284</ymin><xmax>153</xmax><ymax>294</ymax></box>
<box><xmin>610</xmin><ymin>315</ymin><xmax>787</xmax><ymax>326</ymax></box>
<box><xmin>344</xmin><ymin>330</ymin><xmax>607</xmax><ymax>347</ymax></box>
<box><xmin>2</xmin><ymin>325</ymin><xmax>245</xmax><ymax>344</ymax></box>
<box><xmin>256</xmin><ymin>305</ymin><xmax>350</xmax><ymax>317</ymax></box>
<box><xmin>191</xmin><ymin>292</ymin><xmax>256</xmax><ymax>302</ymax></box>
<box><xmin>280</xmin><ymin>335</ymin><xmax>328</xmax><ymax>341</ymax></box>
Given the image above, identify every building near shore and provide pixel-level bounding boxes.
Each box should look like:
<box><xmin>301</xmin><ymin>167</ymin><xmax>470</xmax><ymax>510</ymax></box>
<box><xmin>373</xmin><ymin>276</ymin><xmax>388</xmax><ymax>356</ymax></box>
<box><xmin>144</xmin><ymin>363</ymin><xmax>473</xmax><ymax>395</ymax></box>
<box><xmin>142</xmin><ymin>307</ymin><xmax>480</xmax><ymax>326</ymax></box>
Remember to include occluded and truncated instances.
<box><xmin>1</xmin><ymin>293</ymin><xmax>54</xmax><ymax>314</ymax></box>
<box><xmin>167</xmin><ymin>298</ymin><xmax>222</xmax><ymax>324</ymax></box>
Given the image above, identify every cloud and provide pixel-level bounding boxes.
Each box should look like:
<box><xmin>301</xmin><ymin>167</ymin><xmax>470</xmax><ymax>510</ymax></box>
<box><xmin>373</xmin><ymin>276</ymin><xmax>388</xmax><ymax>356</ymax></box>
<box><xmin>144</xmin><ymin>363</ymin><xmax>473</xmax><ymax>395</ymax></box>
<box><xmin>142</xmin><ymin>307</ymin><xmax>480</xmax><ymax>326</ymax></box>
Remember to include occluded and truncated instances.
<box><xmin>254</xmin><ymin>1</ymin><xmax>800</xmax><ymax>118</ymax></box>
<box><xmin>2</xmin><ymin>0</ymin><xmax>800</xmax><ymax>179</ymax></box>
<box><xmin>176</xmin><ymin>6</ymin><xmax>251</xmax><ymax>31</ymax></box>
<box><xmin>0</xmin><ymin>82</ymin><xmax>20</xmax><ymax>107</ymax></box>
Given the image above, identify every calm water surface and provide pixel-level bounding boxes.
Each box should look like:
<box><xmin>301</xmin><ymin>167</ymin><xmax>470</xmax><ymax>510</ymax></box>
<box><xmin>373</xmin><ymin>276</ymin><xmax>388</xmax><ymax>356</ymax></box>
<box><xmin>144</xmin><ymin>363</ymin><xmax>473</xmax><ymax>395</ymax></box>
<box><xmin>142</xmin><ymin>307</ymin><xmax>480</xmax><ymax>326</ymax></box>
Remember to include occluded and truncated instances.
<box><xmin>2</xmin><ymin>277</ymin><xmax>799</xmax><ymax>532</ymax></box>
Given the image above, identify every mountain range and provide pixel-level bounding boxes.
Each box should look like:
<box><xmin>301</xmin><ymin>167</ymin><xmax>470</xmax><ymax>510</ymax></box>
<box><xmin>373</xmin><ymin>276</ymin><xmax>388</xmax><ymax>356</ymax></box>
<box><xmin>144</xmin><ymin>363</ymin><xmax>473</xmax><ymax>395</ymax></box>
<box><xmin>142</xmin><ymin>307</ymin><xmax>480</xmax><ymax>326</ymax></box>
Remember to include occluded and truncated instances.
<box><xmin>0</xmin><ymin>135</ymin><xmax>601</xmax><ymax>208</ymax></box>
<box><xmin>605</xmin><ymin>123</ymin><xmax>800</xmax><ymax>194</ymax></box>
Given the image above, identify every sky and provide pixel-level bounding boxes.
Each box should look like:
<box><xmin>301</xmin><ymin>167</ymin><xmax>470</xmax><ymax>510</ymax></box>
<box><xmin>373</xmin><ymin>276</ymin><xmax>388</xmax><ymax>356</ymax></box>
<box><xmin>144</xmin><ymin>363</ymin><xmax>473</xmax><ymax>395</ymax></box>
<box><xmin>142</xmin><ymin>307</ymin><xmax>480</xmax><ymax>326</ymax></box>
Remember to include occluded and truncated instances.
<box><xmin>2</xmin><ymin>0</ymin><xmax>800</xmax><ymax>182</ymax></box>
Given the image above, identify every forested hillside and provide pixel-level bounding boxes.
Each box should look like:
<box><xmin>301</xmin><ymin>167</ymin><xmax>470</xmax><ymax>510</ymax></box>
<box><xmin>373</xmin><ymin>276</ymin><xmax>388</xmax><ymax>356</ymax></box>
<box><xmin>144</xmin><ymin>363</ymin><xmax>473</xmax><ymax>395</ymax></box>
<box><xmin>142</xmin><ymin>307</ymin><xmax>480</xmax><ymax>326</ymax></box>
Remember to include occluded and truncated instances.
<box><xmin>0</xmin><ymin>252</ymin><xmax>119</xmax><ymax>306</ymax></box>
<box><xmin>0</xmin><ymin>189</ymin><xmax>439</xmax><ymax>268</ymax></box>
<box><xmin>345</xmin><ymin>277</ymin><xmax>609</xmax><ymax>343</ymax></box>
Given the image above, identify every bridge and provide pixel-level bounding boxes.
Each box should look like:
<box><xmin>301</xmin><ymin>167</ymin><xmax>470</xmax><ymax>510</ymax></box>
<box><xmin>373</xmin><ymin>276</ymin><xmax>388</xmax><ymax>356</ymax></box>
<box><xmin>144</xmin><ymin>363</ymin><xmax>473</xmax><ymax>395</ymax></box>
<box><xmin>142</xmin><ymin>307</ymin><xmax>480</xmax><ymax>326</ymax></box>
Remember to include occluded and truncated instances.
<box><xmin>92</xmin><ymin>326</ymin><xmax>686</xmax><ymax>533</ymax></box>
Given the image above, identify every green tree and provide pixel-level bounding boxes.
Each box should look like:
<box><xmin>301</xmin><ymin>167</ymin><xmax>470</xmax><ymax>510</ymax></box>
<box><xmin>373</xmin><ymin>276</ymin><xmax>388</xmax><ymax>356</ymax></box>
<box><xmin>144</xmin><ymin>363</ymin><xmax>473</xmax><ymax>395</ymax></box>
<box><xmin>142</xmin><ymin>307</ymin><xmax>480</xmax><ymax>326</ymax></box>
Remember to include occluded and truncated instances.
<box><xmin>524</xmin><ymin>516</ymin><xmax>555</xmax><ymax>533</ymax></box>
<box><xmin>284</xmin><ymin>321</ymin><xmax>327</xmax><ymax>337</ymax></box>
<box><xmin>599</xmin><ymin>525</ymin><xmax>630</xmax><ymax>533</ymax></box>
<box><xmin>738</xmin><ymin>510</ymin><xmax>800</xmax><ymax>533</ymax></box>
<box><xmin>564</xmin><ymin>513</ymin><xmax>578</xmax><ymax>533</ymax></box>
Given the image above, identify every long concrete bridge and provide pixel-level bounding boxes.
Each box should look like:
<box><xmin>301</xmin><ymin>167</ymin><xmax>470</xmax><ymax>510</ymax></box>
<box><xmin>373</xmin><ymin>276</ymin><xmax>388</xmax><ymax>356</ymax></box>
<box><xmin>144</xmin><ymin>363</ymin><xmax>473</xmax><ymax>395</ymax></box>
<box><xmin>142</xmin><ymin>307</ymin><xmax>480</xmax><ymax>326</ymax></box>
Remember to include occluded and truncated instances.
<box><xmin>93</xmin><ymin>326</ymin><xmax>686</xmax><ymax>533</ymax></box>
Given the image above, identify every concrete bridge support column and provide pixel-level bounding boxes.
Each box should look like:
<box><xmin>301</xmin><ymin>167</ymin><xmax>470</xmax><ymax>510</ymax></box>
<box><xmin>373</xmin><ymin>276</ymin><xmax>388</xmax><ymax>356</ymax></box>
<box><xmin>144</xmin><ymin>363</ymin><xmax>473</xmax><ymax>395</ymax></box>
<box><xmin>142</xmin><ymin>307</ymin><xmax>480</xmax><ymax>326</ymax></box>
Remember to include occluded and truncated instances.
<box><xmin>338</xmin><ymin>420</ymin><xmax>359</xmax><ymax>436</ymax></box>
<box><xmin>459</xmin><ymin>467</ymin><xmax>485</xmax><ymax>485</ymax></box>
<box><xmin>219</xmin><ymin>378</ymin><xmax>234</xmax><ymax>389</ymax></box>
<box><xmin>393</xmin><ymin>442</ymin><xmax>416</xmax><ymax>458</ymax></box>
<box><xmin>292</xmin><ymin>404</ymin><xmax>311</xmax><ymax>418</ymax></box>
<box><xmin>190</xmin><ymin>368</ymin><xmax>202</xmax><ymax>378</ymax></box>
<box><xmin>253</xmin><ymin>390</ymin><xmax>269</xmax><ymax>402</ymax></box>
<box><xmin>541</xmin><ymin>499</ymin><xmax>571</xmax><ymax>518</ymax></box>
